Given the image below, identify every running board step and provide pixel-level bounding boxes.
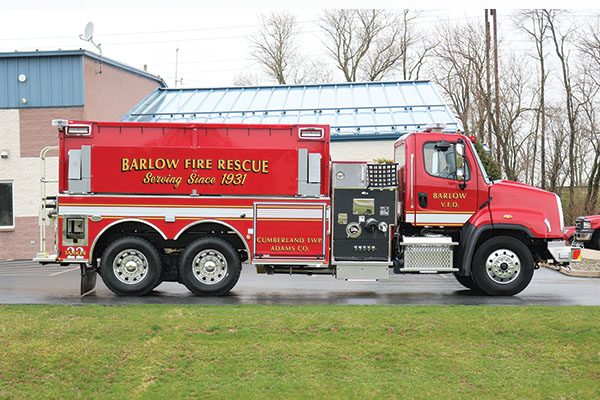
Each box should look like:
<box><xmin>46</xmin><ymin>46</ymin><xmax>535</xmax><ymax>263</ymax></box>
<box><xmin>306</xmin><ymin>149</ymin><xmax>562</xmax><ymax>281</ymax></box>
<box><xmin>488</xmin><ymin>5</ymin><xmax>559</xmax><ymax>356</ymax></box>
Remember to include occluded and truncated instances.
<box><xmin>33</xmin><ymin>253</ymin><xmax>58</xmax><ymax>263</ymax></box>
<box><xmin>335</xmin><ymin>262</ymin><xmax>390</xmax><ymax>280</ymax></box>
<box><xmin>399</xmin><ymin>267</ymin><xmax>459</xmax><ymax>273</ymax></box>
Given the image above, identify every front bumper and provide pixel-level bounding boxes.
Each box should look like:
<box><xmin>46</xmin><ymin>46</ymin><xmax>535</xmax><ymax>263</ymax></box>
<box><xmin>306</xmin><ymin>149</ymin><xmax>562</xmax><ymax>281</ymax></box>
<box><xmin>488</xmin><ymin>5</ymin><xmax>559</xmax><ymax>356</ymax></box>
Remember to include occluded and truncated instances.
<box><xmin>547</xmin><ymin>240</ymin><xmax>582</xmax><ymax>264</ymax></box>
<box><xmin>574</xmin><ymin>230</ymin><xmax>593</xmax><ymax>242</ymax></box>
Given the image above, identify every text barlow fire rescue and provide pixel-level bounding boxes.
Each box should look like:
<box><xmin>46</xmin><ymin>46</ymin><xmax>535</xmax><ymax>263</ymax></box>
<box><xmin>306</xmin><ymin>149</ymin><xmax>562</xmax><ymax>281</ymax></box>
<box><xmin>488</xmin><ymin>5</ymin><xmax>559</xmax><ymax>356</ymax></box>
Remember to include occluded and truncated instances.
<box><xmin>90</xmin><ymin>146</ymin><xmax>298</xmax><ymax>195</ymax></box>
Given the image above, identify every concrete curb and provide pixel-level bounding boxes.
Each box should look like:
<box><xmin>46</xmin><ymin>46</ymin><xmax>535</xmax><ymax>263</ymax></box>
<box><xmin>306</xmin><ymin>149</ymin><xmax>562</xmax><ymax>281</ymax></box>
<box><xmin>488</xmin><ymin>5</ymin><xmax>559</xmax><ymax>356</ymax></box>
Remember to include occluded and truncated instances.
<box><xmin>542</xmin><ymin>264</ymin><xmax>600</xmax><ymax>278</ymax></box>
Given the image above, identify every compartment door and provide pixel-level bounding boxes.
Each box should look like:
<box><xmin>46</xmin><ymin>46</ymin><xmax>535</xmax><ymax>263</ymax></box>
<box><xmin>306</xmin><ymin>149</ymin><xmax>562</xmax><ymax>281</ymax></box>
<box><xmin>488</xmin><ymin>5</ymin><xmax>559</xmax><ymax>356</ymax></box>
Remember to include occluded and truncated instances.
<box><xmin>253</xmin><ymin>202</ymin><xmax>327</xmax><ymax>260</ymax></box>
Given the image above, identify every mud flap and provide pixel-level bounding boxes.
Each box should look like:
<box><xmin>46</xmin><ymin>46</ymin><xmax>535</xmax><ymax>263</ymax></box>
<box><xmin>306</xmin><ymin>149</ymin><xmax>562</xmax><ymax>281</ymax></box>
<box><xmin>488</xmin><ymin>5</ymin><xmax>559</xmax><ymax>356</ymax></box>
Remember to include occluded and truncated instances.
<box><xmin>80</xmin><ymin>265</ymin><xmax>97</xmax><ymax>296</ymax></box>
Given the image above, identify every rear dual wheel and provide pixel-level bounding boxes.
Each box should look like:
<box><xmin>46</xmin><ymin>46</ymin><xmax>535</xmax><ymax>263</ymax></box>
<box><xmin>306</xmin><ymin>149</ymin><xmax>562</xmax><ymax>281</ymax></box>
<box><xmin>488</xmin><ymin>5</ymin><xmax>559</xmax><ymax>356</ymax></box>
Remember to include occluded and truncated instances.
<box><xmin>179</xmin><ymin>237</ymin><xmax>241</xmax><ymax>296</ymax></box>
<box><xmin>99</xmin><ymin>236</ymin><xmax>162</xmax><ymax>296</ymax></box>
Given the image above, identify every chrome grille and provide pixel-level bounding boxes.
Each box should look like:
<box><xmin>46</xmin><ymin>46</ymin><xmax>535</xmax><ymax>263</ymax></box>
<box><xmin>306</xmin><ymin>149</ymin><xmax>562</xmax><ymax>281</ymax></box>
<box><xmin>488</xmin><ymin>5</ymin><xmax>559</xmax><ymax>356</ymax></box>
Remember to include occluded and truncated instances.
<box><xmin>575</xmin><ymin>217</ymin><xmax>584</xmax><ymax>232</ymax></box>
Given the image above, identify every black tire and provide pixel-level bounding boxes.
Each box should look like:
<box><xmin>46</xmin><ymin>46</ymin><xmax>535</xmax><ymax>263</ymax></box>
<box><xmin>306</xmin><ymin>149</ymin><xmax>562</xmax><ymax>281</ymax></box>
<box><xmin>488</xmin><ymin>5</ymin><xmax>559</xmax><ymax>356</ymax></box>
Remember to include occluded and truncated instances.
<box><xmin>471</xmin><ymin>236</ymin><xmax>534</xmax><ymax>296</ymax></box>
<box><xmin>592</xmin><ymin>231</ymin><xmax>600</xmax><ymax>251</ymax></box>
<box><xmin>99</xmin><ymin>236</ymin><xmax>162</xmax><ymax>296</ymax></box>
<box><xmin>453</xmin><ymin>273</ymin><xmax>481</xmax><ymax>292</ymax></box>
<box><xmin>179</xmin><ymin>237</ymin><xmax>241</xmax><ymax>296</ymax></box>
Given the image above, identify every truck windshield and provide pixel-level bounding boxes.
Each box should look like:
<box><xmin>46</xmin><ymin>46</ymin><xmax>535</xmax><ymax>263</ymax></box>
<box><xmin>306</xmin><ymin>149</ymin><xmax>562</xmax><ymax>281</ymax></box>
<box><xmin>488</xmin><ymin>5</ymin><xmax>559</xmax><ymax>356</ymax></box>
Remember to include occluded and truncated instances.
<box><xmin>468</xmin><ymin>140</ymin><xmax>492</xmax><ymax>185</ymax></box>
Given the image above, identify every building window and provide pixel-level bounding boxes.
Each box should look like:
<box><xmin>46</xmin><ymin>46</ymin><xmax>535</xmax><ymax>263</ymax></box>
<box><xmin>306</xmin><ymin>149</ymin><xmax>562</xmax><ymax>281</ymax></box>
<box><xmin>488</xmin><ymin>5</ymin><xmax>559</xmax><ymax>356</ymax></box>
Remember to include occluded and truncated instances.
<box><xmin>0</xmin><ymin>181</ymin><xmax>14</xmax><ymax>229</ymax></box>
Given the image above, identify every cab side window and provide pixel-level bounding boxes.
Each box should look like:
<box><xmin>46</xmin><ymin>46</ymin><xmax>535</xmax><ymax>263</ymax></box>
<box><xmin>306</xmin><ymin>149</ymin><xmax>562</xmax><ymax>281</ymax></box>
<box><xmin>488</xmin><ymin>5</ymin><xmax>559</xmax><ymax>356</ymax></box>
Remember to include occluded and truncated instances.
<box><xmin>423</xmin><ymin>142</ymin><xmax>470</xmax><ymax>180</ymax></box>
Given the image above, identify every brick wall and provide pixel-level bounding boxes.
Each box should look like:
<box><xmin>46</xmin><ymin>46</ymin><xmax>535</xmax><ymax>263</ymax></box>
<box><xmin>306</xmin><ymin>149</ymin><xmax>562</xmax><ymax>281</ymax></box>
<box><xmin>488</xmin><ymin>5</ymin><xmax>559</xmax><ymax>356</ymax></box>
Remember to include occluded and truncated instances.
<box><xmin>83</xmin><ymin>58</ymin><xmax>161</xmax><ymax>121</ymax></box>
<box><xmin>0</xmin><ymin>216</ymin><xmax>55</xmax><ymax>260</ymax></box>
<box><xmin>19</xmin><ymin>107</ymin><xmax>84</xmax><ymax>158</ymax></box>
<box><xmin>330</xmin><ymin>140</ymin><xmax>396</xmax><ymax>162</ymax></box>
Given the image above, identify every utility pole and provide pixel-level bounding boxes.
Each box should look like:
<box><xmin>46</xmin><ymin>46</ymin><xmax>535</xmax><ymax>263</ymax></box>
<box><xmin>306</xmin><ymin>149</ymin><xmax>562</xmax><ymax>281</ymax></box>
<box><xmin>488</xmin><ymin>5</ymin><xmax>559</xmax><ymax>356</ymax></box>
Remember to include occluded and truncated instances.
<box><xmin>174</xmin><ymin>47</ymin><xmax>179</xmax><ymax>88</ymax></box>
<box><xmin>492</xmin><ymin>9</ymin><xmax>501</xmax><ymax>165</ymax></box>
<box><xmin>485</xmin><ymin>10</ymin><xmax>492</xmax><ymax>147</ymax></box>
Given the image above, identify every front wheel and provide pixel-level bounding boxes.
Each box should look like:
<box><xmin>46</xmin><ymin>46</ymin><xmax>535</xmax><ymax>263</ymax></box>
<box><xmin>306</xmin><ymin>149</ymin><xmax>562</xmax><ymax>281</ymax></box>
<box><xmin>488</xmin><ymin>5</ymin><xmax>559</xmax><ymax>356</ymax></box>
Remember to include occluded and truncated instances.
<box><xmin>592</xmin><ymin>231</ymin><xmax>600</xmax><ymax>250</ymax></box>
<box><xmin>453</xmin><ymin>273</ymin><xmax>481</xmax><ymax>292</ymax></box>
<box><xmin>471</xmin><ymin>236</ymin><xmax>534</xmax><ymax>296</ymax></box>
<box><xmin>179</xmin><ymin>237</ymin><xmax>241</xmax><ymax>296</ymax></box>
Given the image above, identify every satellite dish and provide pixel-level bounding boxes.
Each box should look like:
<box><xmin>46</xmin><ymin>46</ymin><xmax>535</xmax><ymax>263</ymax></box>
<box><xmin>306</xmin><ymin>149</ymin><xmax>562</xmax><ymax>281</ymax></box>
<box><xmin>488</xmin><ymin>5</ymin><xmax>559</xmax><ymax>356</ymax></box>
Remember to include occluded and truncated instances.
<box><xmin>82</xmin><ymin>22</ymin><xmax>94</xmax><ymax>41</ymax></box>
<box><xmin>78</xmin><ymin>21</ymin><xmax>103</xmax><ymax>74</ymax></box>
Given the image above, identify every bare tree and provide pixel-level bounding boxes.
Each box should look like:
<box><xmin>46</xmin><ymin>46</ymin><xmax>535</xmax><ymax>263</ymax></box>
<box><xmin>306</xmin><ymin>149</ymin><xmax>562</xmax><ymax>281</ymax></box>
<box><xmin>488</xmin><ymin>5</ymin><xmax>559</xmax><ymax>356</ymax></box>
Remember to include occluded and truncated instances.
<box><xmin>576</xmin><ymin>22</ymin><xmax>600</xmax><ymax>213</ymax></box>
<box><xmin>514</xmin><ymin>10</ymin><xmax>549</xmax><ymax>189</ymax></box>
<box><xmin>250</xmin><ymin>12</ymin><xmax>299</xmax><ymax>84</ymax></box>
<box><xmin>291</xmin><ymin>59</ymin><xmax>334</xmax><ymax>84</ymax></box>
<box><xmin>321</xmin><ymin>9</ymin><xmax>417</xmax><ymax>82</ymax></box>
<box><xmin>399</xmin><ymin>10</ymin><xmax>437</xmax><ymax>80</ymax></box>
<box><xmin>232</xmin><ymin>72</ymin><xmax>261</xmax><ymax>87</ymax></box>
<box><xmin>545</xmin><ymin>106</ymin><xmax>570</xmax><ymax>194</ymax></box>
<box><xmin>496</xmin><ymin>56</ymin><xmax>536</xmax><ymax>181</ymax></box>
<box><xmin>431</xmin><ymin>22</ymin><xmax>489</xmax><ymax>138</ymax></box>
<box><xmin>545</xmin><ymin>9</ymin><xmax>578</xmax><ymax>214</ymax></box>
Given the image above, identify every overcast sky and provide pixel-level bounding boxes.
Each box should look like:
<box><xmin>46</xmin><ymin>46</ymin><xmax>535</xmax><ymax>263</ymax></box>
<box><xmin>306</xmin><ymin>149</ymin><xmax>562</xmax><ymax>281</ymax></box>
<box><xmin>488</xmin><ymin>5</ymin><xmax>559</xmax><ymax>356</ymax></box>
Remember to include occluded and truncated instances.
<box><xmin>0</xmin><ymin>1</ymin><xmax>591</xmax><ymax>87</ymax></box>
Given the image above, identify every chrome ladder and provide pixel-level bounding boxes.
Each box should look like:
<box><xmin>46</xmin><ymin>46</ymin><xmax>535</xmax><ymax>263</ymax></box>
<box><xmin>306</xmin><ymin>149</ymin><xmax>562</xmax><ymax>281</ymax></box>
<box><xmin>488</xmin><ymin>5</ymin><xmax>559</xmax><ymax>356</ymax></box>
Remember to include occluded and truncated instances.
<box><xmin>34</xmin><ymin>146</ymin><xmax>59</xmax><ymax>262</ymax></box>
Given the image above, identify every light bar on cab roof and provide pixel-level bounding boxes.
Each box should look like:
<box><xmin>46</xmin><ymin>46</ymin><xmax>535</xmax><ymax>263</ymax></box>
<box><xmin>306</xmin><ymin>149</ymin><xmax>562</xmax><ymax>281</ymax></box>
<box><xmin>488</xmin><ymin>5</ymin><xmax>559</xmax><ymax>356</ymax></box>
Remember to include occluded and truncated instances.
<box><xmin>423</xmin><ymin>123</ymin><xmax>447</xmax><ymax>132</ymax></box>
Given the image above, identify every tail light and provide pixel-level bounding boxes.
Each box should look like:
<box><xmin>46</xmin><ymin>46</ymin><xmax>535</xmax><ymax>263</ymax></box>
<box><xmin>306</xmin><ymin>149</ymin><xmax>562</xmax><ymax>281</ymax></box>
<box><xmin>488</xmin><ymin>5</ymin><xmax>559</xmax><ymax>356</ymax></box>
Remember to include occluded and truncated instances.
<box><xmin>571</xmin><ymin>247</ymin><xmax>582</xmax><ymax>262</ymax></box>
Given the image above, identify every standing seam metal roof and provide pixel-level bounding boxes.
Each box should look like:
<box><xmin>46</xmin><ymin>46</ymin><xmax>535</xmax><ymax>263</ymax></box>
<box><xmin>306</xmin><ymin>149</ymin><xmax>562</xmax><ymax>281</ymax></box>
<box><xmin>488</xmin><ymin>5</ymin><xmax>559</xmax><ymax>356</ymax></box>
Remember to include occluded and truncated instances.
<box><xmin>124</xmin><ymin>81</ymin><xmax>459</xmax><ymax>141</ymax></box>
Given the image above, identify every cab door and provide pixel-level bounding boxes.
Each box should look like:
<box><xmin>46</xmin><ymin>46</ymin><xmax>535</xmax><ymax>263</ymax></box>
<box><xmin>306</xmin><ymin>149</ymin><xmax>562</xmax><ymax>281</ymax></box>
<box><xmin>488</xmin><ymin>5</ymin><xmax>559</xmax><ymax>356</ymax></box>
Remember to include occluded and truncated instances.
<box><xmin>412</xmin><ymin>135</ymin><xmax>480</xmax><ymax>227</ymax></box>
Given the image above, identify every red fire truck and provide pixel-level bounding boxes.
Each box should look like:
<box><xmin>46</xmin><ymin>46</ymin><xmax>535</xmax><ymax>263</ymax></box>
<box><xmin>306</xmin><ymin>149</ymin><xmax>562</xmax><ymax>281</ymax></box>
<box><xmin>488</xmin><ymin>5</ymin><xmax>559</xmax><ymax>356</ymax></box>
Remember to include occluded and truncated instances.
<box><xmin>37</xmin><ymin>119</ymin><xmax>577</xmax><ymax>296</ymax></box>
<box><xmin>574</xmin><ymin>215</ymin><xmax>600</xmax><ymax>249</ymax></box>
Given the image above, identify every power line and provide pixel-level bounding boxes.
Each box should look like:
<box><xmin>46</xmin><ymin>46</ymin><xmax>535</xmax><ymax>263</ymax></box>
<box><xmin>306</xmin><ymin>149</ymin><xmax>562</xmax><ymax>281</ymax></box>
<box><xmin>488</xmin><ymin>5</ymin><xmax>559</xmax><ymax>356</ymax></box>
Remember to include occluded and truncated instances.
<box><xmin>102</xmin><ymin>30</ymin><xmax>321</xmax><ymax>46</ymax></box>
<box><xmin>0</xmin><ymin>19</ymin><xmax>320</xmax><ymax>41</ymax></box>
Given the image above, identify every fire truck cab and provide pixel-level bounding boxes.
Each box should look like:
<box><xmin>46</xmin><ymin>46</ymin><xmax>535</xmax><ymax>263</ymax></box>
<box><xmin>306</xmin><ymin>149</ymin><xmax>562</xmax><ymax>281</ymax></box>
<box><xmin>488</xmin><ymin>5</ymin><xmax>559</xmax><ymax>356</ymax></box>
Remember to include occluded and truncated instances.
<box><xmin>37</xmin><ymin>120</ymin><xmax>576</xmax><ymax>297</ymax></box>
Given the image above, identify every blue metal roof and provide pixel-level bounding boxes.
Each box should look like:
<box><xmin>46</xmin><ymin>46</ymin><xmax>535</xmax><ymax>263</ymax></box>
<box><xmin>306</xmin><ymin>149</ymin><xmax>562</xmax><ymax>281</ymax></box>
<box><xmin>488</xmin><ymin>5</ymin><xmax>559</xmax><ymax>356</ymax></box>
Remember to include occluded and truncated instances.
<box><xmin>124</xmin><ymin>81</ymin><xmax>459</xmax><ymax>141</ymax></box>
<box><xmin>0</xmin><ymin>50</ymin><xmax>165</xmax><ymax>109</ymax></box>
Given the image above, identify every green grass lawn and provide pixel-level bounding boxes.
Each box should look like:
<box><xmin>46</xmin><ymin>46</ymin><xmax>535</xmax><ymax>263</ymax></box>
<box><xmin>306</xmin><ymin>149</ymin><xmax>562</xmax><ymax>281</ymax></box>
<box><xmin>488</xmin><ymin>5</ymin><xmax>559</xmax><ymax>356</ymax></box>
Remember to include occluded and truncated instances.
<box><xmin>0</xmin><ymin>305</ymin><xmax>598</xmax><ymax>399</ymax></box>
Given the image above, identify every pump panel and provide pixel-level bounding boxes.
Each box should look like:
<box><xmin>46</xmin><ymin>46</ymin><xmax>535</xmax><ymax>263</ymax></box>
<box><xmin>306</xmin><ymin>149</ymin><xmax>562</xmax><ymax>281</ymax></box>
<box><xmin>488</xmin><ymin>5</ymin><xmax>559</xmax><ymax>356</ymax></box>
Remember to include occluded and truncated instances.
<box><xmin>332</xmin><ymin>188</ymin><xmax>396</xmax><ymax>261</ymax></box>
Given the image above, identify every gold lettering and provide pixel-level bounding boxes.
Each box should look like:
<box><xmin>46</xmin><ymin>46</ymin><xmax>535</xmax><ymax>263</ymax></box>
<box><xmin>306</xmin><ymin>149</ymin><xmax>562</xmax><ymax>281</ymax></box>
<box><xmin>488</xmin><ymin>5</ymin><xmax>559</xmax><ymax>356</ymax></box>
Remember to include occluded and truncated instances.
<box><xmin>187</xmin><ymin>173</ymin><xmax>216</xmax><ymax>185</ymax></box>
<box><xmin>166</xmin><ymin>159</ymin><xmax>179</xmax><ymax>169</ymax></box>
<box><xmin>432</xmin><ymin>192</ymin><xmax>467</xmax><ymax>201</ymax></box>
<box><xmin>121</xmin><ymin>158</ymin><xmax>130</xmax><ymax>172</ymax></box>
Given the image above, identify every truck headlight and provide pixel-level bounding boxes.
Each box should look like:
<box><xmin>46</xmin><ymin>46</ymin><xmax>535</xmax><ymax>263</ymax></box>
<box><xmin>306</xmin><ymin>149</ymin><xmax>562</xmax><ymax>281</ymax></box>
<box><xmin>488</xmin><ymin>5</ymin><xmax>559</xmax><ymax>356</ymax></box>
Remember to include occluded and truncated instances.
<box><xmin>554</xmin><ymin>194</ymin><xmax>565</xmax><ymax>233</ymax></box>
<box><xmin>583</xmin><ymin>220</ymin><xmax>592</xmax><ymax>229</ymax></box>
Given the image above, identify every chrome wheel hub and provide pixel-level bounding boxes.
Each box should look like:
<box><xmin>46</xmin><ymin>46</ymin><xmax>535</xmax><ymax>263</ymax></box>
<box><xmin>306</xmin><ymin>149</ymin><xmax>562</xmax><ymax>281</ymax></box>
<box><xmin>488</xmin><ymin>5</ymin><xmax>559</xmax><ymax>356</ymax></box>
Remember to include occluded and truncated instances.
<box><xmin>113</xmin><ymin>249</ymin><xmax>148</xmax><ymax>284</ymax></box>
<box><xmin>486</xmin><ymin>249</ymin><xmax>521</xmax><ymax>284</ymax></box>
<box><xmin>192</xmin><ymin>249</ymin><xmax>228</xmax><ymax>285</ymax></box>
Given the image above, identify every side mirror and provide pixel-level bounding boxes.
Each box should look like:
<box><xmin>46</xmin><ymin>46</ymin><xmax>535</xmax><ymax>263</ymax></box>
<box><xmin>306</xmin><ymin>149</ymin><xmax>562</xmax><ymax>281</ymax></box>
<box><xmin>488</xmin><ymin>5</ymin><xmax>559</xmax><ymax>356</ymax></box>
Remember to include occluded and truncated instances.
<box><xmin>455</xmin><ymin>141</ymin><xmax>467</xmax><ymax>189</ymax></box>
<box><xmin>455</xmin><ymin>142</ymin><xmax>465</xmax><ymax>157</ymax></box>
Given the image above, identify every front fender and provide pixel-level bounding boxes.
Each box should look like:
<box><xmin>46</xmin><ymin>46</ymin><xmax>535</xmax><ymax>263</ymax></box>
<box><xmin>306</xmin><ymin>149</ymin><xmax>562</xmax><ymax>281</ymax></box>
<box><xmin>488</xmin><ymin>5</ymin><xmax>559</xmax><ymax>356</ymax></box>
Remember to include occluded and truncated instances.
<box><xmin>458</xmin><ymin>223</ymin><xmax>534</xmax><ymax>276</ymax></box>
<box><xmin>490</xmin><ymin>208</ymin><xmax>549</xmax><ymax>238</ymax></box>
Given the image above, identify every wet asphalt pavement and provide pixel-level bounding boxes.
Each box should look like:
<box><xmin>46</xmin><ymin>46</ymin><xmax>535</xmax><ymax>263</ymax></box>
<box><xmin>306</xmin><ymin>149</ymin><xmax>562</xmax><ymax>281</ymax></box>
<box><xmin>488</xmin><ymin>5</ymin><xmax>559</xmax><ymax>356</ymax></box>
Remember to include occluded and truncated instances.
<box><xmin>0</xmin><ymin>260</ymin><xmax>598</xmax><ymax>305</ymax></box>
